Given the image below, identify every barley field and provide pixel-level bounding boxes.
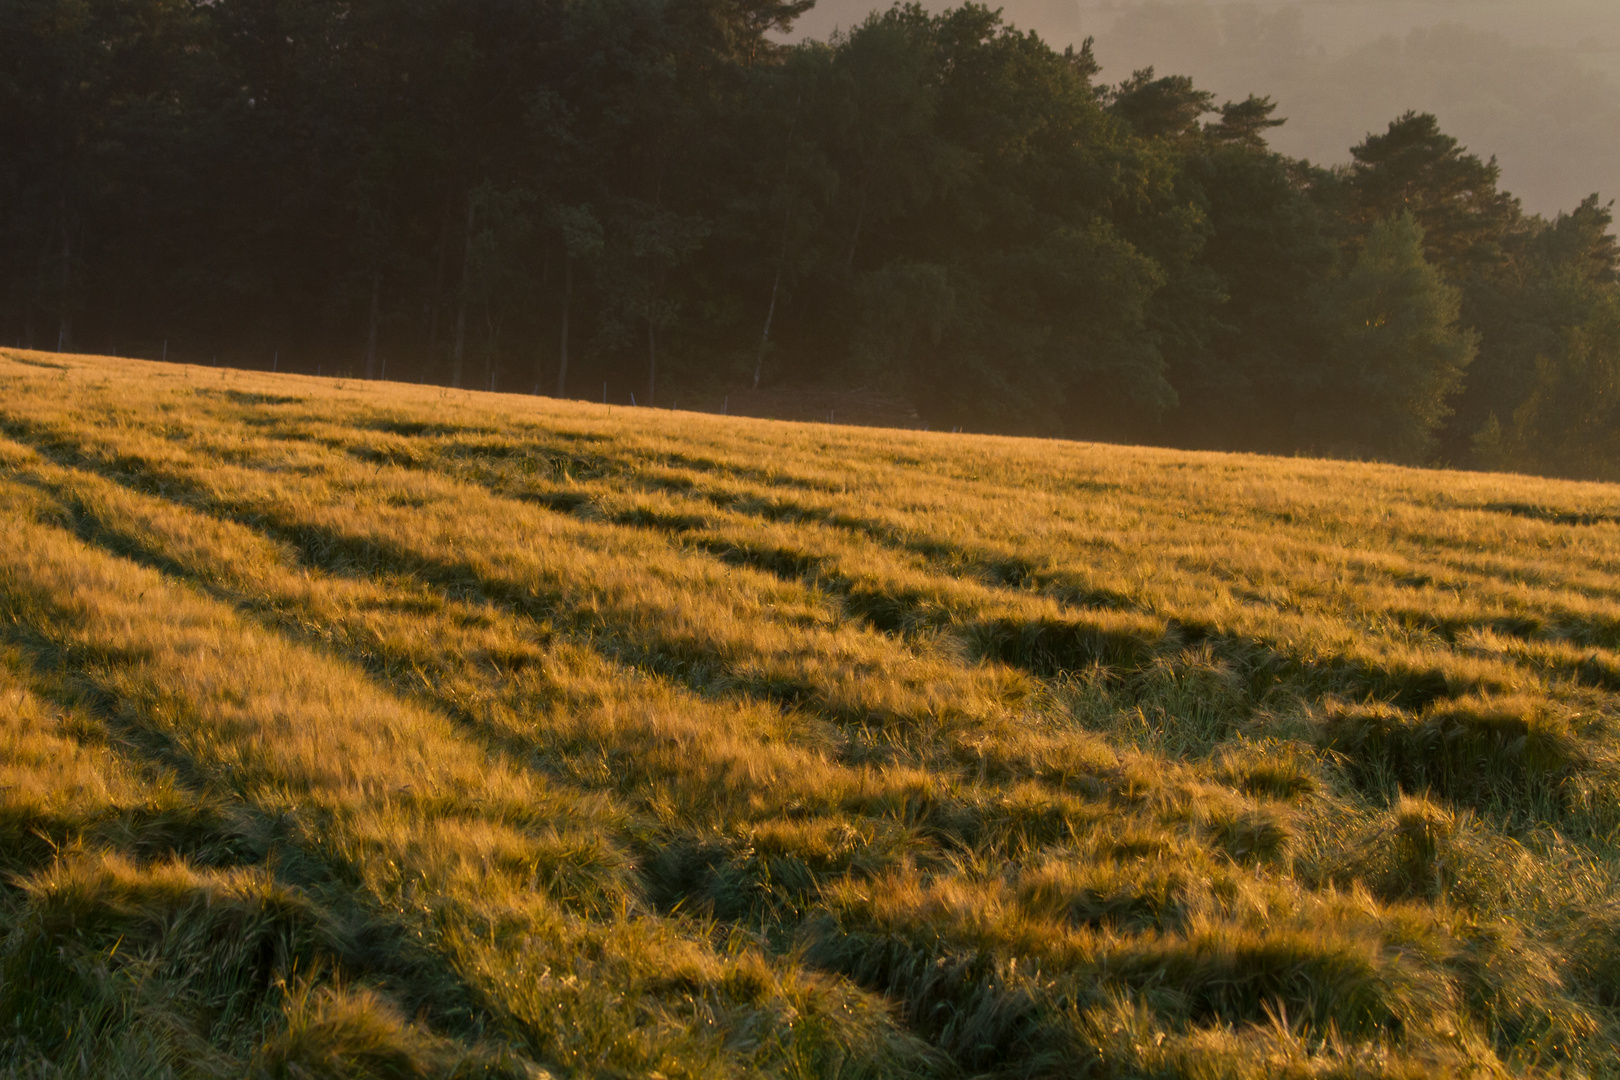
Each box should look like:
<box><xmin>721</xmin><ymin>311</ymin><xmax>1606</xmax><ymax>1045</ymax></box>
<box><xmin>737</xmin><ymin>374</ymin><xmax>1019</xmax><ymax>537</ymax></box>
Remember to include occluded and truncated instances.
<box><xmin>5</xmin><ymin>350</ymin><xmax>1620</xmax><ymax>1077</ymax></box>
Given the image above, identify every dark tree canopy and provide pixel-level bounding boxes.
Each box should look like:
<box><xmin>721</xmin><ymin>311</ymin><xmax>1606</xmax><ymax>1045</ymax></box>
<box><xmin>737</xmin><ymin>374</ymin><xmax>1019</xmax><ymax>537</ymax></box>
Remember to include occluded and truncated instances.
<box><xmin>1</xmin><ymin>0</ymin><xmax>1615</xmax><ymax>480</ymax></box>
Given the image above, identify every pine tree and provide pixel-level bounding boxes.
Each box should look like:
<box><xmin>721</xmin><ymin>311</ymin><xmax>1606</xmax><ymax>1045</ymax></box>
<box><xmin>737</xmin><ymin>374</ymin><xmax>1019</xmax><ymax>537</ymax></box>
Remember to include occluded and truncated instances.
<box><xmin>1346</xmin><ymin>112</ymin><xmax>1521</xmax><ymax>281</ymax></box>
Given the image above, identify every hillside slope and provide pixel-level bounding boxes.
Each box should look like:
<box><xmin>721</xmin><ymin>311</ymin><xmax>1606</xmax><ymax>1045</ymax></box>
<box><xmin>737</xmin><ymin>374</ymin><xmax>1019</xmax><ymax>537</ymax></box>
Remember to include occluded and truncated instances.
<box><xmin>5</xmin><ymin>350</ymin><xmax>1620</xmax><ymax>1076</ymax></box>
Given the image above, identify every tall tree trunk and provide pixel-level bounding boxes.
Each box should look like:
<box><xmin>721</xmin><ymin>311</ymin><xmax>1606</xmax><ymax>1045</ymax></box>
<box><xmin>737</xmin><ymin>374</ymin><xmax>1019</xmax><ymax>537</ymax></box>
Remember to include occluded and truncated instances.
<box><xmin>753</xmin><ymin>112</ymin><xmax>801</xmax><ymax>389</ymax></box>
<box><xmin>555</xmin><ymin>256</ymin><xmax>572</xmax><ymax>397</ymax></box>
<box><xmin>752</xmin><ymin>209</ymin><xmax>792</xmax><ymax>389</ymax></box>
<box><xmin>482</xmin><ymin>302</ymin><xmax>501</xmax><ymax>392</ymax></box>
<box><xmin>646</xmin><ymin>316</ymin><xmax>657</xmax><ymax>408</ymax></box>
<box><xmin>427</xmin><ymin>204</ymin><xmax>451</xmax><ymax>354</ymax></box>
<box><xmin>846</xmin><ymin>168</ymin><xmax>872</xmax><ymax>271</ymax></box>
<box><xmin>56</xmin><ymin>208</ymin><xmax>72</xmax><ymax>353</ymax></box>
<box><xmin>451</xmin><ymin>195</ymin><xmax>475</xmax><ymax>389</ymax></box>
<box><xmin>107</xmin><ymin>273</ymin><xmax>125</xmax><ymax>358</ymax></box>
<box><xmin>364</xmin><ymin>269</ymin><xmax>380</xmax><ymax>379</ymax></box>
<box><xmin>752</xmin><ymin>256</ymin><xmax>783</xmax><ymax>389</ymax></box>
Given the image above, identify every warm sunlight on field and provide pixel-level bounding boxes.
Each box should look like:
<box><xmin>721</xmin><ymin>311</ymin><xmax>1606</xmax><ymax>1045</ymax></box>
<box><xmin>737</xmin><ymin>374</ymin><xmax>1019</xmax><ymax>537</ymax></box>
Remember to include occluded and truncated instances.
<box><xmin>6</xmin><ymin>349</ymin><xmax>1620</xmax><ymax>1076</ymax></box>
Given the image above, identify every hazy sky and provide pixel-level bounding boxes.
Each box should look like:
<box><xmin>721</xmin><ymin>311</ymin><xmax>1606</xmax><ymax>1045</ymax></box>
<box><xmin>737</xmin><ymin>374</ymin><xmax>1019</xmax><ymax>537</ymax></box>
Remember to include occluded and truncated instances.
<box><xmin>789</xmin><ymin>1</ymin><xmax>1620</xmax><ymax>218</ymax></box>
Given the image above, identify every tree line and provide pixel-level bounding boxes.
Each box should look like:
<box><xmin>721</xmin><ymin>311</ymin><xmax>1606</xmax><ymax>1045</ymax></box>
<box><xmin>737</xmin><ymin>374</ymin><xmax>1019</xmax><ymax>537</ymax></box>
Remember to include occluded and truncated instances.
<box><xmin>4</xmin><ymin>0</ymin><xmax>1618</xmax><ymax>479</ymax></box>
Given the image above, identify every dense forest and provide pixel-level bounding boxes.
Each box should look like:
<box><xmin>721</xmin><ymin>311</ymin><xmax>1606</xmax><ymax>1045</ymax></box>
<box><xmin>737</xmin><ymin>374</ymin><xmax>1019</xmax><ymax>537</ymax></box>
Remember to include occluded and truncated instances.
<box><xmin>4</xmin><ymin>0</ymin><xmax>1618</xmax><ymax>478</ymax></box>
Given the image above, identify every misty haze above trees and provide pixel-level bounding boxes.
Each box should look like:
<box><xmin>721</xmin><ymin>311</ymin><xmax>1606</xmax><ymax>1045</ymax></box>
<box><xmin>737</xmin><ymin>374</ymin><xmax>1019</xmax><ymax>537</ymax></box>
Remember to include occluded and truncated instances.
<box><xmin>3</xmin><ymin>0</ymin><xmax>1619</xmax><ymax>482</ymax></box>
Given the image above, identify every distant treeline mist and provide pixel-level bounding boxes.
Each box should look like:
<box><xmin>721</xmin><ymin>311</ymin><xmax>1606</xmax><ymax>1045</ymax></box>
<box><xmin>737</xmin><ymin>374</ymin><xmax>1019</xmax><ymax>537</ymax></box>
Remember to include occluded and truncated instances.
<box><xmin>5</xmin><ymin>0</ymin><xmax>1619</xmax><ymax>479</ymax></box>
<box><xmin>795</xmin><ymin>1</ymin><xmax>1620</xmax><ymax>220</ymax></box>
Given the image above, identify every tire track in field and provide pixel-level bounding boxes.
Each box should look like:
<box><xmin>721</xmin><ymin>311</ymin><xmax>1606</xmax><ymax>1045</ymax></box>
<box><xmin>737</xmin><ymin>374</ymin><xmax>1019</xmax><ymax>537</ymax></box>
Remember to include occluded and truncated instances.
<box><xmin>229</xmin><ymin>399</ymin><xmax>1128</xmax><ymax>609</ymax></box>
<box><xmin>2</xmin><ymin>403</ymin><xmax>1500</xmax><ymax>727</ymax></box>
<box><xmin>0</xmin><ymin>645</ymin><xmax>255</xmax><ymax>879</ymax></box>
<box><xmin>600</xmin><ymin>434</ymin><xmax>1620</xmax><ymax>651</ymax></box>
<box><xmin>190</xmin><ymin>407</ymin><xmax>1620</xmax><ymax>830</ymax></box>
<box><xmin>0</xmin><ymin>411</ymin><xmax>1039</xmax><ymax>752</ymax></box>
<box><xmin>258</xmin><ymin>403</ymin><xmax>1620</xmax><ymax>679</ymax></box>
<box><xmin>363</xmin><ymin>422</ymin><xmax>1491</xmax><ymax>711</ymax></box>
<box><xmin>0</xmin><ymin>427</ymin><xmax>1197</xmax><ymax>890</ymax></box>
<box><xmin>9</xmin><ymin>469</ymin><xmax>664</xmax><ymax>825</ymax></box>
<box><xmin>0</xmin><ymin>456</ymin><xmax>1184</xmax><ymax>1067</ymax></box>
<box><xmin>330</xmin><ymin>411</ymin><xmax>1136</xmax><ymax>606</ymax></box>
<box><xmin>3</xmin><ymin>395</ymin><xmax>1564</xmax><ymax>830</ymax></box>
<box><xmin>1</xmin><ymin>446</ymin><xmax>911</xmax><ymax>827</ymax></box>
<box><xmin>0</xmin><ymin>505</ymin><xmax>534</xmax><ymax>1050</ymax></box>
<box><xmin>376</xmin><ymin>412</ymin><xmax>1523</xmax><ymax>689</ymax></box>
<box><xmin>302</xmin><ymin>399</ymin><xmax>1613</xmax><ymax>677</ymax></box>
<box><xmin>0</xmin><ymin>496</ymin><xmax>856</xmax><ymax>1075</ymax></box>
